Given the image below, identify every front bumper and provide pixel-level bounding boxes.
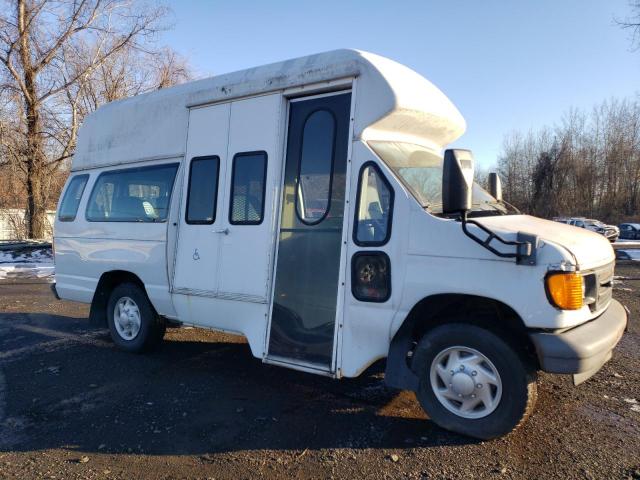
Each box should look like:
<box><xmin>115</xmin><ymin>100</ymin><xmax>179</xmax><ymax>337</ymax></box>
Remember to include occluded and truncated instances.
<box><xmin>529</xmin><ymin>299</ymin><xmax>628</xmax><ymax>385</ymax></box>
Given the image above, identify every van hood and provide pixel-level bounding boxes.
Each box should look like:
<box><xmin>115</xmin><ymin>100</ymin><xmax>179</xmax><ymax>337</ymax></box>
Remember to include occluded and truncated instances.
<box><xmin>477</xmin><ymin>214</ymin><xmax>614</xmax><ymax>270</ymax></box>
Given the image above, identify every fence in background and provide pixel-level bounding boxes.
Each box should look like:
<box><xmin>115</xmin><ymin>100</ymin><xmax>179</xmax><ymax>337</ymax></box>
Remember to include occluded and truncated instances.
<box><xmin>0</xmin><ymin>209</ymin><xmax>56</xmax><ymax>241</ymax></box>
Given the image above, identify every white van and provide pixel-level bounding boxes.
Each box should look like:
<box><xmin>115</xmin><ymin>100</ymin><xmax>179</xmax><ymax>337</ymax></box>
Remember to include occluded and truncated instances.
<box><xmin>52</xmin><ymin>50</ymin><xmax>627</xmax><ymax>439</ymax></box>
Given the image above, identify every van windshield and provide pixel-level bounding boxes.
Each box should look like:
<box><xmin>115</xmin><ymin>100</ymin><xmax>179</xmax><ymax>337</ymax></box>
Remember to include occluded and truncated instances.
<box><xmin>368</xmin><ymin>141</ymin><xmax>508</xmax><ymax>216</ymax></box>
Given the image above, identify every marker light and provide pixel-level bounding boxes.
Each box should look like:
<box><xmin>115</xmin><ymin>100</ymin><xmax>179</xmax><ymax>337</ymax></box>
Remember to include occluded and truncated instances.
<box><xmin>546</xmin><ymin>272</ymin><xmax>584</xmax><ymax>310</ymax></box>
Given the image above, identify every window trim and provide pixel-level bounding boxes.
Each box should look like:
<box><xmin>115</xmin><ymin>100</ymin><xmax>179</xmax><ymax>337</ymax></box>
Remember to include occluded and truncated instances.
<box><xmin>351</xmin><ymin>251</ymin><xmax>392</xmax><ymax>303</ymax></box>
<box><xmin>228</xmin><ymin>150</ymin><xmax>268</xmax><ymax>226</ymax></box>
<box><xmin>58</xmin><ymin>174</ymin><xmax>90</xmax><ymax>222</ymax></box>
<box><xmin>85</xmin><ymin>162</ymin><xmax>180</xmax><ymax>223</ymax></box>
<box><xmin>352</xmin><ymin>161</ymin><xmax>395</xmax><ymax>247</ymax></box>
<box><xmin>185</xmin><ymin>155</ymin><xmax>220</xmax><ymax>225</ymax></box>
<box><xmin>294</xmin><ymin>108</ymin><xmax>338</xmax><ymax>226</ymax></box>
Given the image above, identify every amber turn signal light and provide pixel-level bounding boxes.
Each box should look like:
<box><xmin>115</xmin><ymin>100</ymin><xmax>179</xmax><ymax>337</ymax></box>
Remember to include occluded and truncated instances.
<box><xmin>546</xmin><ymin>272</ymin><xmax>584</xmax><ymax>310</ymax></box>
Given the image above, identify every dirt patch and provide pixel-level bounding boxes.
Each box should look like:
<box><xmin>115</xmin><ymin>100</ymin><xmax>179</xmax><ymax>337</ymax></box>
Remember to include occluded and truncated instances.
<box><xmin>0</xmin><ymin>267</ymin><xmax>638</xmax><ymax>479</ymax></box>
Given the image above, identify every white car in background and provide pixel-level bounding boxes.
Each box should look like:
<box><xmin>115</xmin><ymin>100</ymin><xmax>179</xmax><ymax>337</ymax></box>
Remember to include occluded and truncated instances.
<box><xmin>557</xmin><ymin>217</ymin><xmax>619</xmax><ymax>243</ymax></box>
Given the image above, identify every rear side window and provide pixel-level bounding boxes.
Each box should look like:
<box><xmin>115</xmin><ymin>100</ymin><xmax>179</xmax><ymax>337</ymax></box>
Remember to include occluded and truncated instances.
<box><xmin>186</xmin><ymin>156</ymin><xmax>220</xmax><ymax>224</ymax></box>
<box><xmin>58</xmin><ymin>174</ymin><xmax>89</xmax><ymax>222</ymax></box>
<box><xmin>86</xmin><ymin>163</ymin><xmax>179</xmax><ymax>222</ymax></box>
<box><xmin>229</xmin><ymin>151</ymin><xmax>268</xmax><ymax>225</ymax></box>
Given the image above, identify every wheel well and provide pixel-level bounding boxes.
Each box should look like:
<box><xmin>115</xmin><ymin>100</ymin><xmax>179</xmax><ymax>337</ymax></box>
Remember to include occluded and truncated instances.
<box><xmin>385</xmin><ymin>294</ymin><xmax>539</xmax><ymax>391</ymax></box>
<box><xmin>89</xmin><ymin>271</ymin><xmax>148</xmax><ymax>327</ymax></box>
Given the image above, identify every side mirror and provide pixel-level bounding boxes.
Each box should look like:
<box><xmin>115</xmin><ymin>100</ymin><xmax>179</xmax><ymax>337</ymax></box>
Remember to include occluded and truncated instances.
<box><xmin>488</xmin><ymin>172</ymin><xmax>502</xmax><ymax>202</ymax></box>
<box><xmin>442</xmin><ymin>149</ymin><xmax>474</xmax><ymax>214</ymax></box>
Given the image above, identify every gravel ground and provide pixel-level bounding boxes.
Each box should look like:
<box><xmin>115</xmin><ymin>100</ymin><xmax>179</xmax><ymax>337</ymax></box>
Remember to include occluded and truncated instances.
<box><xmin>0</xmin><ymin>264</ymin><xmax>638</xmax><ymax>480</ymax></box>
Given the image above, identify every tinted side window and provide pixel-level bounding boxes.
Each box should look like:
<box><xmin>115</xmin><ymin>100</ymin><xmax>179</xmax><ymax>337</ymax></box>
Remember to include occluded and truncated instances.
<box><xmin>58</xmin><ymin>174</ymin><xmax>89</xmax><ymax>222</ymax></box>
<box><xmin>296</xmin><ymin>110</ymin><xmax>335</xmax><ymax>224</ymax></box>
<box><xmin>186</xmin><ymin>156</ymin><xmax>220</xmax><ymax>224</ymax></box>
<box><xmin>86</xmin><ymin>163</ymin><xmax>179</xmax><ymax>222</ymax></box>
<box><xmin>229</xmin><ymin>152</ymin><xmax>268</xmax><ymax>225</ymax></box>
<box><xmin>354</xmin><ymin>163</ymin><xmax>393</xmax><ymax>245</ymax></box>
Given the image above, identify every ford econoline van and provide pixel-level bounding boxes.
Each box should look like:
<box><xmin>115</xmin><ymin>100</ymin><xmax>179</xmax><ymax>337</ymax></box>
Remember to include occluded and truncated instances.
<box><xmin>52</xmin><ymin>50</ymin><xmax>628</xmax><ymax>439</ymax></box>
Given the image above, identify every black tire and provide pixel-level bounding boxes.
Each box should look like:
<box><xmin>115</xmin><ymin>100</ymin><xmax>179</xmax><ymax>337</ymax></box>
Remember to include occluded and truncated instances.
<box><xmin>107</xmin><ymin>282</ymin><xmax>166</xmax><ymax>353</ymax></box>
<box><xmin>412</xmin><ymin>323</ymin><xmax>537</xmax><ymax>440</ymax></box>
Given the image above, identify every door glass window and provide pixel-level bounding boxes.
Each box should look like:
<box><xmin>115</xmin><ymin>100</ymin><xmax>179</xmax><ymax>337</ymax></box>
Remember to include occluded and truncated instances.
<box><xmin>186</xmin><ymin>156</ymin><xmax>219</xmax><ymax>224</ymax></box>
<box><xmin>86</xmin><ymin>163</ymin><xmax>179</xmax><ymax>222</ymax></box>
<box><xmin>355</xmin><ymin>163</ymin><xmax>393</xmax><ymax>245</ymax></box>
<box><xmin>296</xmin><ymin>110</ymin><xmax>335</xmax><ymax>224</ymax></box>
<box><xmin>58</xmin><ymin>174</ymin><xmax>89</xmax><ymax>222</ymax></box>
<box><xmin>229</xmin><ymin>151</ymin><xmax>267</xmax><ymax>225</ymax></box>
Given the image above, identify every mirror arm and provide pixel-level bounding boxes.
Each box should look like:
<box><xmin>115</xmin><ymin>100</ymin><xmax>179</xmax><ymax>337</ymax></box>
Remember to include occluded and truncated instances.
<box><xmin>460</xmin><ymin>212</ymin><xmax>536</xmax><ymax>265</ymax></box>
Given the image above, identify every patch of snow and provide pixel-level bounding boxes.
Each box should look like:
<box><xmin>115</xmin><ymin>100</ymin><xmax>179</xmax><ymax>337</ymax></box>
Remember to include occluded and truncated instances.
<box><xmin>0</xmin><ymin>248</ymin><xmax>54</xmax><ymax>281</ymax></box>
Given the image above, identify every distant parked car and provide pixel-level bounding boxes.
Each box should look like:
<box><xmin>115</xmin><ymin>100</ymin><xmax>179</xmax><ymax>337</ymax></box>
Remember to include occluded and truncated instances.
<box><xmin>564</xmin><ymin>217</ymin><xmax>619</xmax><ymax>243</ymax></box>
<box><xmin>619</xmin><ymin>223</ymin><xmax>640</xmax><ymax>240</ymax></box>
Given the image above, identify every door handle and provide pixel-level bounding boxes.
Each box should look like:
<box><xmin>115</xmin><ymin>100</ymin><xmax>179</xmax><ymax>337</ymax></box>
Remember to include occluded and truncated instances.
<box><xmin>213</xmin><ymin>228</ymin><xmax>230</xmax><ymax>235</ymax></box>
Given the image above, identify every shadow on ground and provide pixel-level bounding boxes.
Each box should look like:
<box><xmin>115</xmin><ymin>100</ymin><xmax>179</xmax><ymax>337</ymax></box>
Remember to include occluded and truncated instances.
<box><xmin>0</xmin><ymin>309</ymin><xmax>478</xmax><ymax>456</ymax></box>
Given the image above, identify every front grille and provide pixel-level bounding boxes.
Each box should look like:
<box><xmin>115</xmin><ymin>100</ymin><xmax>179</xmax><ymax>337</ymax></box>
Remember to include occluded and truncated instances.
<box><xmin>583</xmin><ymin>261</ymin><xmax>614</xmax><ymax>312</ymax></box>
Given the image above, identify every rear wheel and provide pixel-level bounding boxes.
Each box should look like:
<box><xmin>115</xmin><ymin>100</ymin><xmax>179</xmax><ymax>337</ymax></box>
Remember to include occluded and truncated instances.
<box><xmin>412</xmin><ymin>323</ymin><xmax>537</xmax><ymax>439</ymax></box>
<box><xmin>107</xmin><ymin>283</ymin><xmax>166</xmax><ymax>353</ymax></box>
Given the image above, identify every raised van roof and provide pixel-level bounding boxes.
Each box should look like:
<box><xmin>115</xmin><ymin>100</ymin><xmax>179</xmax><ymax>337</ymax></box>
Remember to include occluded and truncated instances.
<box><xmin>72</xmin><ymin>49</ymin><xmax>466</xmax><ymax>171</ymax></box>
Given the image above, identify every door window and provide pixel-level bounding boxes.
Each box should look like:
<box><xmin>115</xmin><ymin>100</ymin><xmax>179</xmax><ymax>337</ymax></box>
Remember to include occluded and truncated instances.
<box><xmin>58</xmin><ymin>174</ymin><xmax>89</xmax><ymax>222</ymax></box>
<box><xmin>186</xmin><ymin>156</ymin><xmax>220</xmax><ymax>224</ymax></box>
<box><xmin>296</xmin><ymin>110</ymin><xmax>336</xmax><ymax>224</ymax></box>
<box><xmin>229</xmin><ymin>151</ymin><xmax>268</xmax><ymax>225</ymax></box>
<box><xmin>354</xmin><ymin>163</ymin><xmax>393</xmax><ymax>246</ymax></box>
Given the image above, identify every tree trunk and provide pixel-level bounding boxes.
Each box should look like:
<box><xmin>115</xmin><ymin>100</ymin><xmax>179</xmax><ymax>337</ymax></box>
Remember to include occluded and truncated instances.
<box><xmin>24</xmin><ymin>109</ymin><xmax>48</xmax><ymax>239</ymax></box>
<box><xmin>19</xmin><ymin>0</ymin><xmax>47</xmax><ymax>239</ymax></box>
<box><xmin>25</xmin><ymin>160</ymin><xmax>47</xmax><ymax>239</ymax></box>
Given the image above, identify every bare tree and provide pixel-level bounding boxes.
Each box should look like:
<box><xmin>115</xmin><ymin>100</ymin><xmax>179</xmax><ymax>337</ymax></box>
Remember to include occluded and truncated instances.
<box><xmin>617</xmin><ymin>0</ymin><xmax>640</xmax><ymax>50</ymax></box>
<box><xmin>0</xmin><ymin>0</ymin><xmax>189</xmax><ymax>238</ymax></box>
<box><xmin>498</xmin><ymin>98</ymin><xmax>640</xmax><ymax>224</ymax></box>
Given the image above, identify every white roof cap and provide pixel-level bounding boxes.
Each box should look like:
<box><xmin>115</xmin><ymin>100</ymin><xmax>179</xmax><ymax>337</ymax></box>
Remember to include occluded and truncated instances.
<box><xmin>73</xmin><ymin>49</ymin><xmax>466</xmax><ymax>171</ymax></box>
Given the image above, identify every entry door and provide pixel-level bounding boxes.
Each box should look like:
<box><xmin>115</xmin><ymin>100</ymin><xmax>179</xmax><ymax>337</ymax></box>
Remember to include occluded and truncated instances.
<box><xmin>268</xmin><ymin>92</ymin><xmax>352</xmax><ymax>368</ymax></box>
<box><xmin>216</xmin><ymin>94</ymin><xmax>282</xmax><ymax>302</ymax></box>
<box><xmin>173</xmin><ymin>103</ymin><xmax>230</xmax><ymax>295</ymax></box>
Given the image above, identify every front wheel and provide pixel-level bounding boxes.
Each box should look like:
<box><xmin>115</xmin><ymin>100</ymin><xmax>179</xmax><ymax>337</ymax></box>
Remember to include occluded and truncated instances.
<box><xmin>412</xmin><ymin>323</ymin><xmax>537</xmax><ymax>439</ymax></box>
<box><xmin>107</xmin><ymin>282</ymin><xmax>166</xmax><ymax>353</ymax></box>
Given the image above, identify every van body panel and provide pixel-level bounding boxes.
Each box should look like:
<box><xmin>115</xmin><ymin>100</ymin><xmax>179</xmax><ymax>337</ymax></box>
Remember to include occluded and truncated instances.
<box><xmin>54</xmin><ymin>159</ymin><xmax>181</xmax><ymax>318</ymax></box>
<box><xmin>339</xmin><ymin>141</ymin><xmax>407</xmax><ymax>377</ymax></box>
<box><xmin>171</xmin><ymin>294</ymin><xmax>267</xmax><ymax>357</ymax></box>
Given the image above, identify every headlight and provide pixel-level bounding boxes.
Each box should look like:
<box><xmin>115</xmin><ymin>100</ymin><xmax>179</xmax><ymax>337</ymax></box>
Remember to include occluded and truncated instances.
<box><xmin>546</xmin><ymin>272</ymin><xmax>584</xmax><ymax>310</ymax></box>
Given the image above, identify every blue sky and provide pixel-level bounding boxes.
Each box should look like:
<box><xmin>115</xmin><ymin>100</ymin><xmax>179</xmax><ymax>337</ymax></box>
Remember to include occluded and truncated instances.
<box><xmin>164</xmin><ymin>0</ymin><xmax>639</xmax><ymax>168</ymax></box>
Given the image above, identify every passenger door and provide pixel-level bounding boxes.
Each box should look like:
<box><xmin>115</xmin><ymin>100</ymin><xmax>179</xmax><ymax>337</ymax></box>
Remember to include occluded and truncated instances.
<box><xmin>267</xmin><ymin>92</ymin><xmax>352</xmax><ymax>369</ymax></box>
<box><xmin>172</xmin><ymin>103</ymin><xmax>229</xmax><ymax>296</ymax></box>
<box><xmin>216</xmin><ymin>94</ymin><xmax>282</xmax><ymax>302</ymax></box>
